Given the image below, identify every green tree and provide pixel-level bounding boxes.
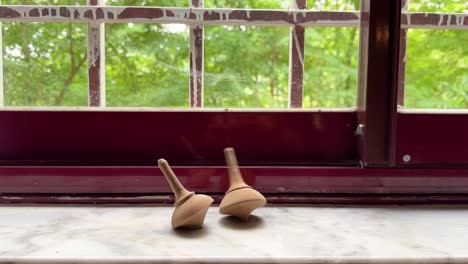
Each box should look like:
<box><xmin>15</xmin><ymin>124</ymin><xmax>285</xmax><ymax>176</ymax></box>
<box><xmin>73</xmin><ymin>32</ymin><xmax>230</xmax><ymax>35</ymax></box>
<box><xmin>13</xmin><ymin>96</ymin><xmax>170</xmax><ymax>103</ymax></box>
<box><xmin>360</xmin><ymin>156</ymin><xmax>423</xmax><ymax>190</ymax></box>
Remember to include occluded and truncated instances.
<box><xmin>1</xmin><ymin>0</ymin><xmax>466</xmax><ymax>108</ymax></box>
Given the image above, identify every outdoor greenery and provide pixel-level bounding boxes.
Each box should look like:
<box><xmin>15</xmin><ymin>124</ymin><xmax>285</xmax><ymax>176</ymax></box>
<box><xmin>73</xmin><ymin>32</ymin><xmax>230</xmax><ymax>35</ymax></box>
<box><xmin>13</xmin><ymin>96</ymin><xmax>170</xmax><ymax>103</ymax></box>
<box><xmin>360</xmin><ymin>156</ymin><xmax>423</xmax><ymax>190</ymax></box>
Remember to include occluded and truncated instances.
<box><xmin>1</xmin><ymin>0</ymin><xmax>467</xmax><ymax>108</ymax></box>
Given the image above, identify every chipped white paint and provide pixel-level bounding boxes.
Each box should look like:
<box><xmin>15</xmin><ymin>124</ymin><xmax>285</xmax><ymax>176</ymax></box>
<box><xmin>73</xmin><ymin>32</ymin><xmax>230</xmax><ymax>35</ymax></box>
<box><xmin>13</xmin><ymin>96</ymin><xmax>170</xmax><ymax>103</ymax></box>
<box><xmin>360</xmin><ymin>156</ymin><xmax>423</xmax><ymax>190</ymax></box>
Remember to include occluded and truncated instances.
<box><xmin>0</xmin><ymin>5</ymin><xmax>126</xmax><ymax>24</ymax></box>
<box><xmin>170</xmin><ymin>8</ymin><xmax>191</xmax><ymax>22</ymax></box>
<box><xmin>218</xmin><ymin>10</ymin><xmax>232</xmax><ymax>22</ymax></box>
<box><xmin>0</xmin><ymin>5</ymin><xmax>361</xmax><ymax>27</ymax></box>
<box><xmin>87</xmin><ymin>28</ymin><xmax>100</xmax><ymax>68</ymax></box>
<box><xmin>438</xmin><ymin>14</ymin><xmax>444</xmax><ymax>26</ymax></box>
<box><xmin>288</xmin><ymin>0</ymin><xmax>305</xmax><ymax>108</ymax></box>
<box><xmin>291</xmin><ymin>10</ymin><xmax>304</xmax><ymax>23</ymax></box>
<box><xmin>87</xmin><ymin>0</ymin><xmax>106</xmax><ymax>107</ymax></box>
<box><xmin>292</xmin><ymin>29</ymin><xmax>304</xmax><ymax>68</ymax></box>
<box><xmin>189</xmin><ymin>29</ymin><xmax>198</xmax><ymax>107</ymax></box>
<box><xmin>1</xmin><ymin>6</ymin><xmax>466</xmax><ymax>29</ymax></box>
<box><xmin>455</xmin><ymin>14</ymin><xmax>464</xmax><ymax>26</ymax></box>
<box><xmin>104</xmin><ymin>7</ymin><xmax>130</xmax><ymax>20</ymax></box>
<box><xmin>189</xmin><ymin>0</ymin><xmax>203</xmax><ymax>107</ymax></box>
<box><xmin>401</xmin><ymin>12</ymin><xmax>468</xmax><ymax>29</ymax></box>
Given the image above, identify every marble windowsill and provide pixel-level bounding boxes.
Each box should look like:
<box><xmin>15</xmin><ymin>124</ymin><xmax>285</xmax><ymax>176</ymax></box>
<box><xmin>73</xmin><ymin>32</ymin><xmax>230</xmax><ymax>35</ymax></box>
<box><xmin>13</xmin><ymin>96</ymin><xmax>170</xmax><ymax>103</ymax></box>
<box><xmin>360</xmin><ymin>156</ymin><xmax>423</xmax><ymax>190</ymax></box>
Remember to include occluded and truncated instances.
<box><xmin>1</xmin><ymin>205</ymin><xmax>468</xmax><ymax>264</ymax></box>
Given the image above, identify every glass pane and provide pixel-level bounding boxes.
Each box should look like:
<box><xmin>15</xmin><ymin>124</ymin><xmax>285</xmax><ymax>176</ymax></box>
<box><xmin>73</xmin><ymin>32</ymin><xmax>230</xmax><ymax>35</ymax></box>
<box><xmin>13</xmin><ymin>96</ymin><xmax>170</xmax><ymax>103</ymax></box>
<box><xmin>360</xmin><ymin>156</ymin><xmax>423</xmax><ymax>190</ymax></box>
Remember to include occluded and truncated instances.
<box><xmin>207</xmin><ymin>0</ymin><xmax>360</xmax><ymax>10</ymax></box>
<box><xmin>404</xmin><ymin>29</ymin><xmax>468</xmax><ymax>109</ymax></box>
<box><xmin>2</xmin><ymin>22</ymin><xmax>87</xmax><ymax>106</ymax></box>
<box><xmin>303</xmin><ymin>27</ymin><xmax>359</xmax><ymax>107</ymax></box>
<box><xmin>107</xmin><ymin>0</ymin><xmax>187</xmax><ymax>6</ymax></box>
<box><xmin>204</xmin><ymin>26</ymin><xmax>289</xmax><ymax>108</ymax></box>
<box><xmin>105</xmin><ymin>23</ymin><xmax>189</xmax><ymax>107</ymax></box>
<box><xmin>206</xmin><ymin>0</ymin><xmax>287</xmax><ymax>9</ymax></box>
<box><xmin>307</xmin><ymin>0</ymin><xmax>360</xmax><ymax>10</ymax></box>
<box><xmin>2</xmin><ymin>0</ymin><xmax>83</xmax><ymax>4</ymax></box>
<box><xmin>409</xmin><ymin>0</ymin><xmax>467</xmax><ymax>13</ymax></box>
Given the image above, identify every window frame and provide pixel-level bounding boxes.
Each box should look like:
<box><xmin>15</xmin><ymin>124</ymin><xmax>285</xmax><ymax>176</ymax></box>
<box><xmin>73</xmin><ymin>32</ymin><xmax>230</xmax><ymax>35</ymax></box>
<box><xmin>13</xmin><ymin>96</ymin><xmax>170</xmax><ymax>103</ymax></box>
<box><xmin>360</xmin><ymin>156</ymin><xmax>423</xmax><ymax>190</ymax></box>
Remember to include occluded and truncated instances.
<box><xmin>0</xmin><ymin>0</ymin><xmax>467</xmax><ymax>203</ymax></box>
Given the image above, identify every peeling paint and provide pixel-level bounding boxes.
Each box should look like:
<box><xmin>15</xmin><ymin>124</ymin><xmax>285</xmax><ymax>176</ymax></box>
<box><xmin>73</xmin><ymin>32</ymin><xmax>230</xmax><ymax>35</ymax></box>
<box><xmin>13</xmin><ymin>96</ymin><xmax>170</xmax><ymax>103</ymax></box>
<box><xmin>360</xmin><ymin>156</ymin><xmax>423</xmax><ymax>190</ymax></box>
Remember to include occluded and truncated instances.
<box><xmin>292</xmin><ymin>29</ymin><xmax>304</xmax><ymax>68</ymax></box>
<box><xmin>0</xmin><ymin>5</ymin><xmax>468</xmax><ymax>29</ymax></box>
<box><xmin>438</xmin><ymin>14</ymin><xmax>444</xmax><ymax>26</ymax></box>
<box><xmin>455</xmin><ymin>14</ymin><xmax>464</xmax><ymax>26</ymax></box>
<box><xmin>401</xmin><ymin>12</ymin><xmax>467</xmax><ymax>29</ymax></box>
<box><xmin>1</xmin><ymin>6</ymin><xmax>467</xmax><ymax>30</ymax></box>
<box><xmin>0</xmin><ymin>6</ymin><xmax>362</xmax><ymax>27</ymax></box>
<box><xmin>1</xmin><ymin>6</ymin><xmax>126</xmax><ymax>21</ymax></box>
<box><xmin>87</xmin><ymin>27</ymin><xmax>100</xmax><ymax>68</ymax></box>
<box><xmin>190</xmin><ymin>28</ymin><xmax>198</xmax><ymax>107</ymax></box>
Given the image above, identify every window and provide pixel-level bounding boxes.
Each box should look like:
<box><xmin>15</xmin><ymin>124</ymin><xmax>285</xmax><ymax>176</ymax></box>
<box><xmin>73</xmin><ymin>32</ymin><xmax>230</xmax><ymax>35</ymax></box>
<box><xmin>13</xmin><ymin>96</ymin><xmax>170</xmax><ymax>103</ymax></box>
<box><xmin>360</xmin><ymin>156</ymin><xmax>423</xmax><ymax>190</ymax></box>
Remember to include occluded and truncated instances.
<box><xmin>0</xmin><ymin>0</ymin><xmax>467</xmax><ymax>202</ymax></box>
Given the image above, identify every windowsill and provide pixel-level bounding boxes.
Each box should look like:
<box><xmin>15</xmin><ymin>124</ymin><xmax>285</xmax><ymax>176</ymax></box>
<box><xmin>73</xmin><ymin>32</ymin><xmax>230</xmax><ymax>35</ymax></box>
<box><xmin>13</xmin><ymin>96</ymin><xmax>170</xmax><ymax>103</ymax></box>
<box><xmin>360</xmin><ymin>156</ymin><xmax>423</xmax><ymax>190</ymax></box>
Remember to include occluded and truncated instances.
<box><xmin>1</xmin><ymin>205</ymin><xmax>468</xmax><ymax>264</ymax></box>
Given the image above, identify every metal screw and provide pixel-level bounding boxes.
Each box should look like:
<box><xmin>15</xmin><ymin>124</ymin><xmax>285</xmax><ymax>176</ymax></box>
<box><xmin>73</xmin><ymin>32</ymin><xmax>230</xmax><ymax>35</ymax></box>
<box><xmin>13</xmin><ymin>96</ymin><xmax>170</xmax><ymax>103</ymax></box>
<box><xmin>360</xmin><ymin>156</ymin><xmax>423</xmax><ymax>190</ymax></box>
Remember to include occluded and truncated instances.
<box><xmin>402</xmin><ymin>154</ymin><xmax>411</xmax><ymax>163</ymax></box>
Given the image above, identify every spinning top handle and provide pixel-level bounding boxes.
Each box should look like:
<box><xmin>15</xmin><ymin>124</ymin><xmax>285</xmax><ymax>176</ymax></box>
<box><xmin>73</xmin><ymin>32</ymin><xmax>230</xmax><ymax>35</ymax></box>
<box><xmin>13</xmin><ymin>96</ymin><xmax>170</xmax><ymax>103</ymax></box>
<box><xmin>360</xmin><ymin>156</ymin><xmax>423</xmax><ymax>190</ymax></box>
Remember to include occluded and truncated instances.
<box><xmin>224</xmin><ymin>148</ymin><xmax>250</xmax><ymax>192</ymax></box>
<box><xmin>158</xmin><ymin>159</ymin><xmax>193</xmax><ymax>204</ymax></box>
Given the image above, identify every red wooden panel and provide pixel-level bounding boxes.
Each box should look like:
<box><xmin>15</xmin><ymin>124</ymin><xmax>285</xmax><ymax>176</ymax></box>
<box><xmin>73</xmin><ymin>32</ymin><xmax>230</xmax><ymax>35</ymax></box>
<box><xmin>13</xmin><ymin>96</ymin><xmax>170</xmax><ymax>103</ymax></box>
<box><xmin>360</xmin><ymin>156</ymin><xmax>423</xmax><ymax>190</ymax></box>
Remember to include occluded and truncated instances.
<box><xmin>396</xmin><ymin>111</ymin><xmax>468</xmax><ymax>165</ymax></box>
<box><xmin>0</xmin><ymin>110</ymin><xmax>357</xmax><ymax>166</ymax></box>
<box><xmin>1</xmin><ymin>166</ymin><xmax>468</xmax><ymax>194</ymax></box>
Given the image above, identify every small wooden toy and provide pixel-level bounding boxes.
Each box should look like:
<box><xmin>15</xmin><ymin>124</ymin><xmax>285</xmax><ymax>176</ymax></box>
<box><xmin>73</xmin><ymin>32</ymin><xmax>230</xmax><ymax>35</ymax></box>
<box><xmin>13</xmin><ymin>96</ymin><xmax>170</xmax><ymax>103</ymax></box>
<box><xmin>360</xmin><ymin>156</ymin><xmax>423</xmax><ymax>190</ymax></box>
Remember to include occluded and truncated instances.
<box><xmin>219</xmin><ymin>148</ymin><xmax>267</xmax><ymax>220</ymax></box>
<box><xmin>158</xmin><ymin>159</ymin><xmax>213</xmax><ymax>229</ymax></box>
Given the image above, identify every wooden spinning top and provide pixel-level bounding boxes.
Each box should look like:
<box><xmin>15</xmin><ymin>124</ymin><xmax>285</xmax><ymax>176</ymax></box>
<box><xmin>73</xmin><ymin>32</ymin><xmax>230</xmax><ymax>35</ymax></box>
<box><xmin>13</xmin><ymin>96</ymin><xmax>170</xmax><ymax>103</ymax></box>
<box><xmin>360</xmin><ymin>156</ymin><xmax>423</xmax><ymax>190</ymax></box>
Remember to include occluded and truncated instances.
<box><xmin>158</xmin><ymin>159</ymin><xmax>213</xmax><ymax>229</ymax></box>
<box><xmin>219</xmin><ymin>148</ymin><xmax>267</xmax><ymax>220</ymax></box>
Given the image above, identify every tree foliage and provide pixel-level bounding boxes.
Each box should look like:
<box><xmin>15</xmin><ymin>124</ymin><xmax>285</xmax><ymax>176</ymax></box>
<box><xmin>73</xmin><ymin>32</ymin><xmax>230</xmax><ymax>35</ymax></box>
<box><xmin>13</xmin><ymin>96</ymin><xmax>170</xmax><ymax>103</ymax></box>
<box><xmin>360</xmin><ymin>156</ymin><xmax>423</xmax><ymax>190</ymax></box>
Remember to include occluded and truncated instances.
<box><xmin>1</xmin><ymin>0</ymin><xmax>467</xmax><ymax>108</ymax></box>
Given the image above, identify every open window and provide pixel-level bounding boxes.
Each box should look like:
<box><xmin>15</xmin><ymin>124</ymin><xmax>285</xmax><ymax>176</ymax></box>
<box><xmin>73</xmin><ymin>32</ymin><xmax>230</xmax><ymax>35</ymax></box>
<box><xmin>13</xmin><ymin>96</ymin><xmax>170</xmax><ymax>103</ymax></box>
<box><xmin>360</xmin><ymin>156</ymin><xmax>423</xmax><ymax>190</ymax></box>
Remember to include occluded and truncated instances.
<box><xmin>0</xmin><ymin>0</ymin><xmax>467</xmax><ymax>202</ymax></box>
